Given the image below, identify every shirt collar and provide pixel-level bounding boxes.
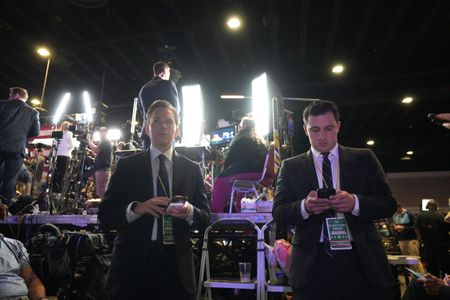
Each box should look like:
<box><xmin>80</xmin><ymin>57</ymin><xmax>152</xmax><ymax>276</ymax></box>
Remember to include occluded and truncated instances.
<box><xmin>150</xmin><ymin>145</ymin><xmax>173</xmax><ymax>162</ymax></box>
<box><xmin>310</xmin><ymin>143</ymin><xmax>339</xmax><ymax>161</ymax></box>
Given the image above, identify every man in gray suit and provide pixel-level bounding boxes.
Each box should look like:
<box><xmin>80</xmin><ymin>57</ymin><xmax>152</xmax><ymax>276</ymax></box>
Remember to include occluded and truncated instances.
<box><xmin>273</xmin><ymin>100</ymin><xmax>396</xmax><ymax>300</ymax></box>
<box><xmin>0</xmin><ymin>87</ymin><xmax>40</xmax><ymax>205</ymax></box>
<box><xmin>99</xmin><ymin>100</ymin><xmax>210</xmax><ymax>300</ymax></box>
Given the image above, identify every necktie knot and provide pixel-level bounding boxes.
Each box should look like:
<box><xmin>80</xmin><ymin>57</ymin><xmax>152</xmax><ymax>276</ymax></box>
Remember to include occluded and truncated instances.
<box><xmin>321</xmin><ymin>152</ymin><xmax>330</xmax><ymax>159</ymax></box>
<box><xmin>158</xmin><ymin>154</ymin><xmax>166</xmax><ymax>163</ymax></box>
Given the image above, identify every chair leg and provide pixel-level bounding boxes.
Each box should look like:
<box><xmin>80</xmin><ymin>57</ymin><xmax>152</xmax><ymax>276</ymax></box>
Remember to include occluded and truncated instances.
<box><xmin>229</xmin><ymin>189</ymin><xmax>235</xmax><ymax>213</ymax></box>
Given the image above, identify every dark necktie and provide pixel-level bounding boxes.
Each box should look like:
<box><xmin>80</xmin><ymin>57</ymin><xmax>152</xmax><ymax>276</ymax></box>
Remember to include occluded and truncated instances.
<box><xmin>157</xmin><ymin>154</ymin><xmax>169</xmax><ymax>197</ymax></box>
<box><xmin>321</xmin><ymin>152</ymin><xmax>335</xmax><ymax>256</ymax></box>
<box><xmin>156</xmin><ymin>154</ymin><xmax>169</xmax><ymax>243</ymax></box>
<box><xmin>321</xmin><ymin>152</ymin><xmax>333</xmax><ymax>189</ymax></box>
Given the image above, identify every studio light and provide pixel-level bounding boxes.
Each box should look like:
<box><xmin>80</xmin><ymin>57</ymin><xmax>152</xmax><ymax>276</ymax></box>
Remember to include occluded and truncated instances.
<box><xmin>53</xmin><ymin>92</ymin><xmax>71</xmax><ymax>124</ymax></box>
<box><xmin>220</xmin><ymin>95</ymin><xmax>247</xmax><ymax>99</ymax></box>
<box><xmin>366</xmin><ymin>140</ymin><xmax>375</xmax><ymax>146</ymax></box>
<box><xmin>82</xmin><ymin>91</ymin><xmax>94</xmax><ymax>123</ymax></box>
<box><xmin>181</xmin><ymin>84</ymin><xmax>204</xmax><ymax>146</ymax></box>
<box><xmin>30</xmin><ymin>98</ymin><xmax>41</xmax><ymax>106</ymax></box>
<box><xmin>332</xmin><ymin>64</ymin><xmax>344</xmax><ymax>74</ymax></box>
<box><xmin>252</xmin><ymin>73</ymin><xmax>270</xmax><ymax>137</ymax></box>
<box><xmin>402</xmin><ymin>97</ymin><xmax>413</xmax><ymax>104</ymax></box>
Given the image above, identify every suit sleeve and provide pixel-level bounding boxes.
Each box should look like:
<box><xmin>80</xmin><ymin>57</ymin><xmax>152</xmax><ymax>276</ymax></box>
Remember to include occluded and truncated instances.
<box><xmin>98</xmin><ymin>158</ymin><xmax>131</xmax><ymax>230</ymax></box>
<box><xmin>28</xmin><ymin>111</ymin><xmax>40</xmax><ymax>138</ymax></box>
<box><xmin>356</xmin><ymin>150</ymin><xmax>397</xmax><ymax>221</ymax></box>
<box><xmin>190</xmin><ymin>163</ymin><xmax>210</xmax><ymax>231</ymax></box>
<box><xmin>272</xmin><ymin>159</ymin><xmax>305</xmax><ymax>227</ymax></box>
<box><xmin>169</xmin><ymin>80</ymin><xmax>180</xmax><ymax>113</ymax></box>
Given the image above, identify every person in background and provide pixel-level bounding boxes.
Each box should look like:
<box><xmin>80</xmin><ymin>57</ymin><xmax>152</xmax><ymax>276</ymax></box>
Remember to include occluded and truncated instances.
<box><xmin>87</xmin><ymin>127</ymin><xmax>112</xmax><ymax>198</ymax></box>
<box><xmin>415</xmin><ymin>199</ymin><xmax>450</xmax><ymax>277</ymax></box>
<box><xmin>0</xmin><ymin>233</ymin><xmax>47</xmax><ymax>300</ymax></box>
<box><xmin>0</xmin><ymin>87</ymin><xmax>40</xmax><ymax>206</ymax></box>
<box><xmin>53</xmin><ymin>121</ymin><xmax>74</xmax><ymax>194</ymax></box>
<box><xmin>392</xmin><ymin>203</ymin><xmax>425</xmax><ymax>273</ymax></box>
<box><xmin>138</xmin><ymin>61</ymin><xmax>180</xmax><ymax>149</ymax></box>
<box><xmin>272</xmin><ymin>100</ymin><xmax>397</xmax><ymax>300</ymax></box>
<box><xmin>211</xmin><ymin>116</ymin><xmax>269</xmax><ymax>213</ymax></box>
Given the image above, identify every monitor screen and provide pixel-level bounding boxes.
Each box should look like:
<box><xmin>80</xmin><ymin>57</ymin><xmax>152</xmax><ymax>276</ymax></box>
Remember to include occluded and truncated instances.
<box><xmin>210</xmin><ymin>126</ymin><xmax>235</xmax><ymax>147</ymax></box>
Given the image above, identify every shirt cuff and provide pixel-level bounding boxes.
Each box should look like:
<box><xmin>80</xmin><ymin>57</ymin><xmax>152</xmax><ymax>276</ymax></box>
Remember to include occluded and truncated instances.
<box><xmin>300</xmin><ymin>199</ymin><xmax>311</xmax><ymax>220</ymax></box>
<box><xmin>184</xmin><ymin>202</ymin><xmax>194</xmax><ymax>225</ymax></box>
<box><xmin>126</xmin><ymin>201</ymin><xmax>142</xmax><ymax>223</ymax></box>
<box><xmin>351</xmin><ymin>194</ymin><xmax>360</xmax><ymax>216</ymax></box>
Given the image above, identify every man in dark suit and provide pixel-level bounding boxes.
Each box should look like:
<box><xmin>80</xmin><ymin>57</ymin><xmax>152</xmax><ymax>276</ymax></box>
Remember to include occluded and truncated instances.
<box><xmin>98</xmin><ymin>100</ymin><xmax>210</xmax><ymax>300</ymax></box>
<box><xmin>0</xmin><ymin>87</ymin><xmax>40</xmax><ymax>205</ymax></box>
<box><xmin>139</xmin><ymin>61</ymin><xmax>180</xmax><ymax>149</ymax></box>
<box><xmin>272</xmin><ymin>100</ymin><xmax>396</xmax><ymax>300</ymax></box>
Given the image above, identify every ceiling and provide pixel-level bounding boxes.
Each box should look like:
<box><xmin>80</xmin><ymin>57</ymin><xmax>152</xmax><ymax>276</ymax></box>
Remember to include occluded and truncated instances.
<box><xmin>1</xmin><ymin>0</ymin><xmax>450</xmax><ymax>172</ymax></box>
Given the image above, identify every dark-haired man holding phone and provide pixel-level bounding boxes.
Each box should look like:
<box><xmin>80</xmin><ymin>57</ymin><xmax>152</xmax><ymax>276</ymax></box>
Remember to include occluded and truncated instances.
<box><xmin>273</xmin><ymin>100</ymin><xmax>397</xmax><ymax>300</ymax></box>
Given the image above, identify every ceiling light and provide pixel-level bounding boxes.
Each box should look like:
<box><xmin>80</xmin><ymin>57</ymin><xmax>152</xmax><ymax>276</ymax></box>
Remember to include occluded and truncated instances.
<box><xmin>366</xmin><ymin>140</ymin><xmax>375</xmax><ymax>146</ymax></box>
<box><xmin>402</xmin><ymin>97</ymin><xmax>413</xmax><ymax>104</ymax></box>
<box><xmin>406</xmin><ymin>150</ymin><xmax>413</xmax><ymax>155</ymax></box>
<box><xmin>30</xmin><ymin>98</ymin><xmax>41</xmax><ymax>106</ymax></box>
<box><xmin>227</xmin><ymin>17</ymin><xmax>241</xmax><ymax>30</ymax></box>
<box><xmin>400</xmin><ymin>156</ymin><xmax>412</xmax><ymax>161</ymax></box>
<box><xmin>36</xmin><ymin>47</ymin><xmax>51</xmax><ymax>57</ymax></box>
<box><xmin>332</xmin><ymin>64</ymin><xmax>344</xmax><ymax>74</ymax></box>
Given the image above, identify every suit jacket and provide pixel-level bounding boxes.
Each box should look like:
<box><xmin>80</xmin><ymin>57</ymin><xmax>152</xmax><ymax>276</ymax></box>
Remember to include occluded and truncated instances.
<box><xmin>272</xmin><ymin>145</ymin><xmax>396</xmax><ymax>291</ymax></box>
<box><xmin>98</xmin><ymin>149</ymin><xmax>210</xmax><ymax>300</ymax></box>
<box><xmin>0</xmin><ymin>100</ymin><xmax>40</xmax><ymax>155</ymax></box>
<box><xmin>138</xmin><ymin>77</ymin><xmax>180</xmax><ymax>123</ymax></box>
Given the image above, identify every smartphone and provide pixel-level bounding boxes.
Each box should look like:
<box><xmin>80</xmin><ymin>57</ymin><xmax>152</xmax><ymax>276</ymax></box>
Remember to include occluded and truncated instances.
<box><xmin>405</xmin><ymin>267</ymin><xmax>426</xmax><ymax>280</ymax></box>
<box><xmin>427</xmin><ymin>113</ymin><xmax>444</xmax><ymax>126</ymax></box>
<box><xmin>317</xmin><ymin>188</ymin><xmax>336</xmax><ymax>199</ymax></box>
<box><xmin>168</xmin><ymin>195</ymin><xmax>187</xmax><ymax>208</ymax></box>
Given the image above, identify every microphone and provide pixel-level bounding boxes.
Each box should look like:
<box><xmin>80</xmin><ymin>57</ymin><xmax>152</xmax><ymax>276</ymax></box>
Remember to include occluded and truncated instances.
<box><xmin>427</xmin><ymin>113</ymin><xmax>444</xmax><ymax>126</ymax></box>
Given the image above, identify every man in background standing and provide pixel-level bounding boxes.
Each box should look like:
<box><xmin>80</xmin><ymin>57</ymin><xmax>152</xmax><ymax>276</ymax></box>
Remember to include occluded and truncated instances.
<box><xmin>415</xmin><ymin>199</ymin><xmax>450</xmax><ymax>277</ymax></box>
<box><xmin>0</xmin><ymin>87</ymin><xmax>40</xmax><ymax>206</ymax></box>
<box><xmin>87</xmin><ymin>127</ymin><xmax>112</xmax><ymax>198</ymax></box>
<box><xmin>392</xmin><ymin>203</ymin><xmax>425</xmax><ymax>273</ymax></box>
<box><xmin>138</xmin><ymin>61</ymin><xmax>180</xmax><ymax>149</ymax></box>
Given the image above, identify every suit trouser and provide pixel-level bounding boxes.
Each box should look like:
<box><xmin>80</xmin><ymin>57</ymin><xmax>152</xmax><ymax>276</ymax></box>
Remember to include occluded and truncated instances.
<box><xmin>293</xmin><ymin>245</ymin><xmax>394</xmax><ymax>300</ymax></box>
<box><xmin>133</xmin><ymin>243</ymin><xmax>194</xmax><ymax>300</ymax></box>
<box><xmin>398</xmin><ymin>239</ymin><xmax>426</xmax><ymax>273</ymax></box>
<box><xmin>54</xmin><ymin>155</ymin><xmax>70</xmax><ymax>193</ymax></box>
<box><xmin>0</xmin><ymin>153</ymin><xmax>23</xmax><ymax>204</ymax></box>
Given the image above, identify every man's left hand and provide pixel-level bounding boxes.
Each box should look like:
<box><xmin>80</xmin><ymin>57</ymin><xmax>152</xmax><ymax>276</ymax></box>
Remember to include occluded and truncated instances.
<box><xmin>328</xmin><ymin>190</ymin><xmax>355</xmax><ymax>213</ymax></box>
<box><xmin>166</xmin><ymin>201</ymin><xmax>191</xmax><ymax>219</ymax></box>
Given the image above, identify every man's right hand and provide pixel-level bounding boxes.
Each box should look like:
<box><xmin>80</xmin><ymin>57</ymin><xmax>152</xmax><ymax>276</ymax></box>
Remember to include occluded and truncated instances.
<box><xmin>304</xmin><ymin>190</ymin><xmax>331</xmax><ymax>215</ymax></box>
<box><xmin>132</xmin><ymin>197</ymin><xmax>170</xmax><ymax>218</ymax></box>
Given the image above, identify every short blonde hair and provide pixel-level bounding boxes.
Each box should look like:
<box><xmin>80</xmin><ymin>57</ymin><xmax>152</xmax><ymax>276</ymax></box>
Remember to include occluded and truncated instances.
<box><xmin>61</xmin><ymin>121</ymin><xmax>71</xmax><ymax>131</ymax></box>
<box><xmin>146</xmin><ymin>100</ymin><xmax>179</xmax><ymax>126</ymax></box>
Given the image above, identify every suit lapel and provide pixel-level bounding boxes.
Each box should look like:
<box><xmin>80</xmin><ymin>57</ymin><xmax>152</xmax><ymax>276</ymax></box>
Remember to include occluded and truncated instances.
<box><xmin>141</xmin><ymin>149</ymin><xmax>154</xmax><ymax>199</ymax></box>
<box><xmin>305</xmin><ymin>150</ymin><xmax>319</xmax><ymax>190</ymax></box>
<box><xmin>171</xmin><ymin>150</ymin><xmax>183</xmax><ymax>197</ymax></box>
<box><xmin>338</xmin><ymin>145</ymin><xmax>353</xmax><ymax>191</ymax></box>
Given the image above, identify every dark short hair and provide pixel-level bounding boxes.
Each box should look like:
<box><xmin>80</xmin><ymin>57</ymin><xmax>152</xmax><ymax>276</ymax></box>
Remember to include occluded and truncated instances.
<box><xmin>146</xmin><ymin>100</ymin><xmax>179</xmax><ymax>126</ymax></box>
<box><xmin>9</xmin><ymin>87</ymin><xmax>28</xmax><ymax>99</ymax></box>
<box><xmin>426</xmin><ymin>199</ymin><xmax>438</xmax><ymax>210</ymax></box>
<box><xmin>302</xmin><ymin>100</ymin><xmax>340</xmax><ymax>123</ymax></box>
<box><xmin>153</xmin><ymin>61</ymin><xmax>169</xmax><ymax>76</ymax></box>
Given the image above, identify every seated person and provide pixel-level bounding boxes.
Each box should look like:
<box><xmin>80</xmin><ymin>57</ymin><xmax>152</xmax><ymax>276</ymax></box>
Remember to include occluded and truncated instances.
<box><xmin>0</xmin><ymin>233</ymin><xmax>47</xmax><ymax>300</ymax></box>
<box><xmin>211</xmin><ymin>117</ymin><xmax>271</xmax><ymax>212</ymax></box>
<box><xmin>402</xmin><ymin>273</ymin><xmax>450</xmax><ymax>300</ymax></box>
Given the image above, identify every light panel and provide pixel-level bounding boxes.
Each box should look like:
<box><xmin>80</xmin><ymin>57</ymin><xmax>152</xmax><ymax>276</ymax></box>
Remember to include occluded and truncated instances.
<box><xmin>181</xmin><ymin>84</ymin><xmax>204</xmax><ymax>146</ymax></box>
<box><xmin>252</xmin><ymin>73</ymin><xmax>270</xmax><ymax>137</ymax></box>
<box><xmin>52</xmin><ymin>92</ymin><xmax>71</xmax><ymax>124</ymax></box>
